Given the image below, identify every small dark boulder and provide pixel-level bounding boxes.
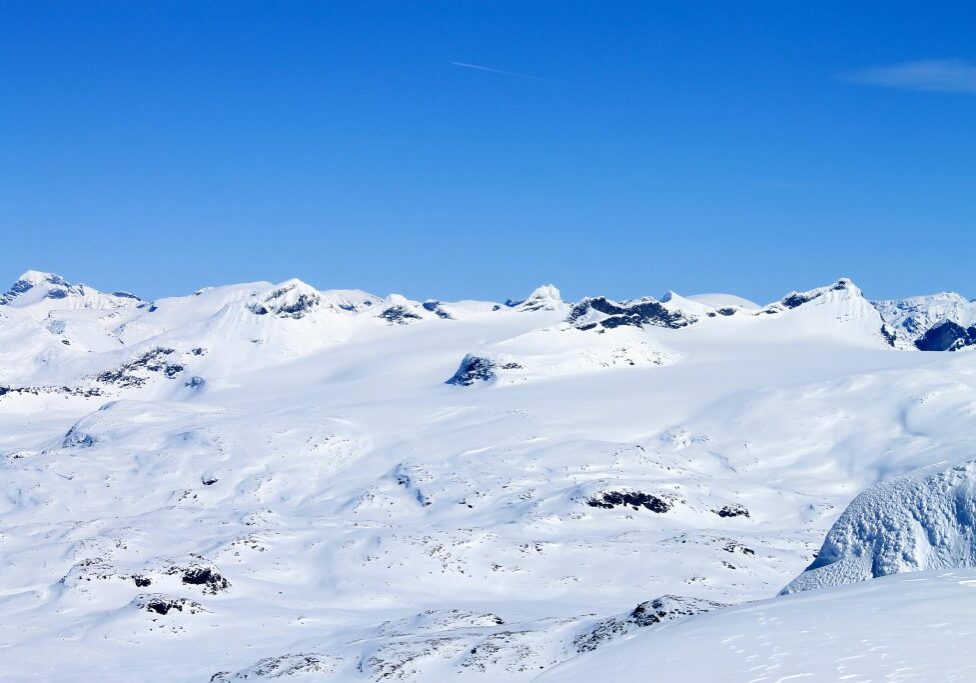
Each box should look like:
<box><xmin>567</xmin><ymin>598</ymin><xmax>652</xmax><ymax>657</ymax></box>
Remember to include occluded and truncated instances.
<box><xmin>714</xmin><ymin>504</ymin><xmax>750</xmax><ymax>518</ymax></box>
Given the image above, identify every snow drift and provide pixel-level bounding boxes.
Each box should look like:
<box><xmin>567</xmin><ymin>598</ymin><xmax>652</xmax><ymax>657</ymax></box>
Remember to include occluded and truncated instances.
<box><xmin>783</xmin><ymin>459</ymin><xmax>976</xmax><ymax>594</ymax></box>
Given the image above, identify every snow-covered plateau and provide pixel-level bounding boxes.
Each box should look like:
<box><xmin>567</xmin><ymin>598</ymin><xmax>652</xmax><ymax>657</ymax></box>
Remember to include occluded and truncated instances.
<box><xmin>4</xmin><ymin>270</ymin><xmax>976</xmax><ymax>681</ymax></box>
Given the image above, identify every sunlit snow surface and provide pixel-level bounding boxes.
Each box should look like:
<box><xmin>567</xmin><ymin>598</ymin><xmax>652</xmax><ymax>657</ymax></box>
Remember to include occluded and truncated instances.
<box><xmin>542</xmin><ymin>569</ymin><xmax>976</xmax><ymax>682</ymax></box>
<box><xmin>2</xmin><ymin>272</ymin><xmax>976</xmax><ymax>681</ymax></box>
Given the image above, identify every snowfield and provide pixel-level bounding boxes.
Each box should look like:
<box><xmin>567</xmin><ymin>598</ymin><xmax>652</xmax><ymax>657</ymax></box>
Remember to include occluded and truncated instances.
<box><xmin>540</xmin><ymin>569</ymin><xmax>976</xmax><ymax>682</ymax></box>
<box><xmin>3</xmin><ymin>270</ymin><xmax>976</xmax><ymax>681</ymax></box>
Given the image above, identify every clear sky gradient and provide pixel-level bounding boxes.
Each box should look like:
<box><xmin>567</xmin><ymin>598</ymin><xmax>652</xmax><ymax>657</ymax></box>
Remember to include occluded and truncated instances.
<box><xmin>2</xmin><ymin>1</ymin><xmax>974</xmax><ymax>303</ymax></box>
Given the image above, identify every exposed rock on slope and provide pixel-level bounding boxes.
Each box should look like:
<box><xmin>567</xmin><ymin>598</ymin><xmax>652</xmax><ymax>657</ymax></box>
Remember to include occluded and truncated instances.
<box><xmin>913</xmin><ymin>321</ymin><xmax>976</xmax><ymax>352</ymax></box>
<box><xmin>247</xmin><ymin>280</ymin><xmax>323</xmax><ymax>319</ymax></box>
<box><xmin>572</xmin><ymin>595</ymin><xmax>726</xmax><ymax>653</ymax></box>
<box><xmin>783</xmin><ymin>460</ymin><xmax>976</xmax><ymax>594</ymax></box>
<box><xmin>875</xmin><ymin>291</ymin><xmax>976</xmax><ymax>347</ymax></box>
<box><xmin>445</xmin><ymin>355</ymin><xmax>517</xmax><ymax>386</ymax></box>
<box><xmin>567</xmin><ymin>296</ymin><xmax>697</xmax><ymax>331</ymax></box>
<box><xmin>0</xmin><ymin>270</ymin><xmax>143</xmax><ymax>313</ymax></box>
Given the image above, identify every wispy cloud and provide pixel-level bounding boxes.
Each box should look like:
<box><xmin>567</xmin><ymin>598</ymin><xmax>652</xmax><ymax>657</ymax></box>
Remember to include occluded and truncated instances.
<box><xmin>450</xmin><ymin>61</ymin><xmax>587</xmax><ymax>89</ymax></box>
<box><xmin>844</xmin><ymin>59</ymin><xmax>976</xmax><ymax>94</ymax></box>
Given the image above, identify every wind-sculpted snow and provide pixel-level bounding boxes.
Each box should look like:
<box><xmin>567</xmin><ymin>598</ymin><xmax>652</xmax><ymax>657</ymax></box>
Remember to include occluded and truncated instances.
<box><xmin>782</xmin><ymin>459</ymin><xmax>976</xmax><ymax>594</ymax></box>
<box><xmin>3</xmin><ymin>270</ymin><xmax>976</xmax><ymax>680</ymax></box>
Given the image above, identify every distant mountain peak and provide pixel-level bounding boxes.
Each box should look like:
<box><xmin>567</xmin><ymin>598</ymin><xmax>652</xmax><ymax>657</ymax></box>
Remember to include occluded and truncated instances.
<box><xmin>515</xmin><ymin>284</ymin><xmax>563</xmax><ymax>312</ymax></box>
<box><xmin>770</xmin><ymin>278</ymin><xmax>864</xmax><ymax>311</ymax></box>
<box><xmin>2</xmin><ymin>270</ymin><xmax>80</xmax><ymax>305</ymax></box>
<box><xmin>2</xmin><ymin>271</ymin><xmax>147</xmax><ymax>311</ymax></box>
<box><xmin>247</xmin><ymin>280</ymin><xmax>322</xmax><ymax>319</ymax></box>
<box><xmin>17</xmin><ymin>270</ymin><xmax>69</xmax><ymax>286</ymax></box>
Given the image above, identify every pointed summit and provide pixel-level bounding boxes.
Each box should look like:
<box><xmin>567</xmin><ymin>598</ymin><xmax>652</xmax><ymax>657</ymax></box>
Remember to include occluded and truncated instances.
<box><xmin>773</xmin><ymin>278</ymin><xmax>864</xmax><ymax>311</ymax></box>
<box><xmin>516</xmin><ymin>284</ymin><xmax>563</xmax><ymax>312</ymax></box>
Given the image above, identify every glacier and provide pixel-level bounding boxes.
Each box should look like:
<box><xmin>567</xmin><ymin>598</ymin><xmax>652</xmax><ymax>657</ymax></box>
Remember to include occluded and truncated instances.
<box><xmin>3</xmin><ymin>270</ymin><xmax>976</xmax><ymax>681</ymax></box>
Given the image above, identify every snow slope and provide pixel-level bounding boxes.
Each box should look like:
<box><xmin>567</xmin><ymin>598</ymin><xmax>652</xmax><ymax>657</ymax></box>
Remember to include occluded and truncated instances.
<box><xmin>2</xmin><ymin>271</ymin><xmax>976</xmax><ymax>681</ymax></box>
<box><xmin>686</xmin><ymin>292</ymin><xmax>760</xmax><ymax>310</ymax></box>
<box><xmin>539</xmin><ymin>569</ymin><xmax>976</xmax><ymax>682</ymax></box>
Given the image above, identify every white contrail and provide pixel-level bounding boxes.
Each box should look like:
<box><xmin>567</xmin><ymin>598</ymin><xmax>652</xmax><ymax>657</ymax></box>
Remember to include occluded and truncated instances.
<box><xmin>450</xmin><ymin>61</ymin><xmax>587</xmax><ymax>88</ymax></box>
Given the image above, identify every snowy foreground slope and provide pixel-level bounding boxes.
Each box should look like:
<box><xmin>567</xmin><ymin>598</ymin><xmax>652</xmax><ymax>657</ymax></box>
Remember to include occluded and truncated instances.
<box><xmin>540</xmin><ymin>569</ymin><xmax>976</xmax><ymax>682</ymax></box>
<box><xmin>3</xmin><ymin>271</ymin><xmax>976</xmax><ymax>681</ymax></box>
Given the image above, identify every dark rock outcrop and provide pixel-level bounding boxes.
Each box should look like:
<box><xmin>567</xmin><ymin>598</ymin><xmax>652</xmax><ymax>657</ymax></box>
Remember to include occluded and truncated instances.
<box><xmin>587</xmin><ymin>491</ymin><xmax>672</xmax><ymax>513</ymax></box>
<box><xmin>94</xmin><ymin>347</ymin><xmax>184</xmax><ymax>388</ymax></box>
<box><xmin>573</xmin><ymin>595</ymin><xmax>726</xmax><ymax>653</ymax></box>
<box><xmin>914</xmin><ymin>321</ymin><xmax>976</xmax><ymax>352</ymax></box>
<box><xmin>378</xmin><ymin>305</ymin><xmax>422</xmax><ymax>324</ymax></box>
<box><xmin>568</xmin><ymin>296</ymin><xmax>696</xmax><ymax>331</ymax></box>
<box><xmin>445</xmin><ymin>355</ymin><xmax>497</xmax><ymax>386</ymax></box>
<box><xmin>136</xmin><ymin>595</ymin><xmax>206</xmax><ymax>616</ymax></box>
<box><xmin>714</xmin><ymin>504</ymin><xmax>750</xmax><ymax>518</ymax></box>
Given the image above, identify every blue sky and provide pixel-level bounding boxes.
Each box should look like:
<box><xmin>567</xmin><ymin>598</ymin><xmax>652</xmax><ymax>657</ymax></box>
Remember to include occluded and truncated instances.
<box><xmin>2</xmin><ymin>1</ymin><xmax>974</xmax><ymax>303</ymax></box>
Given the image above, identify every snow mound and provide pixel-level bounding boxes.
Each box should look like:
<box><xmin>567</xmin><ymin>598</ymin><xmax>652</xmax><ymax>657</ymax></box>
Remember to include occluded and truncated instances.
<box><xmin>446</xmin><ymin>325</ymin><xmax>677</xmax><ymax>386</ymax></box>
<box><xmin>376</xmin><ymin>294</ymin><xmax>428</xmax><ymax>324</ymax></box>
<box><xmin>247</xmin><ymin>279</ymin><xmax>328</xmax><ymax>319</ymax></box>
<box><xmin>687</xmin><ymin>292</ymin><xmax>760</xmax><ymax>310</ymax></box>
<box><xmin>782</xmin><ymin>459</ymin><xmax>976</xmax><ymax>594</ymax></box>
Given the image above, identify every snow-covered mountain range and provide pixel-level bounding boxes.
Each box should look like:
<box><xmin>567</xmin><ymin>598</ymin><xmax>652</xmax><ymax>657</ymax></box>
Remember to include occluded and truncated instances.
<box><xmin>4</xmin><ymin>270</ymin><xmax>976</xmax><ymax>681</ymax></box>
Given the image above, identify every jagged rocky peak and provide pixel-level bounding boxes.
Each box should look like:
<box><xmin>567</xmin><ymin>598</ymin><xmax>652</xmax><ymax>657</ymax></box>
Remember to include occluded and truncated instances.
<box><xmin>567</xmin><ymin>294</ymin><xmax>698</xmax><ymax>331</ymax></box>
<box><xmin>247</xmin><ymin>279</ymin><xmax>322</xmax><ymax>319</ymax></box>
<box><xmin>515</xmin><ymin>284</ymin><xmax>564</xmax><ymax>312</ymax></box>
<box><xmin>782</xmin><ymin>459</ymin><xmax>976</xmax><ymax>595</ymax></box>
